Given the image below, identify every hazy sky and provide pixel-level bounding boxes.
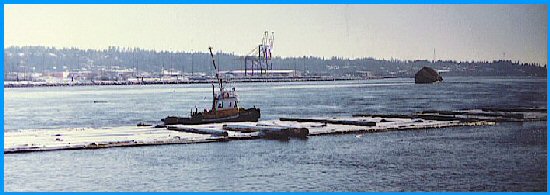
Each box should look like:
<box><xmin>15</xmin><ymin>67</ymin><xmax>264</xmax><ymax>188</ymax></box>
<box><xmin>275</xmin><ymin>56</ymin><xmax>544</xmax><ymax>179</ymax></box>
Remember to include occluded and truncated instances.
<box><xmin>4</xmin><ymin>4</ymin><xmax>548</xmax><ymax>64</ymax></box>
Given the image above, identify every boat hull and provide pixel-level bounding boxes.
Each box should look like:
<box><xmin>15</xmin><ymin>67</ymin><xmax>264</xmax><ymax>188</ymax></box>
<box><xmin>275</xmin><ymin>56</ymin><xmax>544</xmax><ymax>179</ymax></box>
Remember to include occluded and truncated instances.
<box><xmin>163</xmin><ymin>108</ymin><xmax>261</xmax><ymax>125</ymax></box>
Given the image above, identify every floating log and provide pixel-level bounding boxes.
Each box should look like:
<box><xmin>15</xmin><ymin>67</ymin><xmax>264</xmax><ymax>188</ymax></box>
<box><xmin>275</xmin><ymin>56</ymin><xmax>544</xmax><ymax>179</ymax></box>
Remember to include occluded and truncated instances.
<box><xmin>167</xmin><ymin>125</ymin><xmax>228</xmax><ymax>137</ymax></box>
<box><xmin>137</xmin><ymin>122</ymin><xmax>152</xmax><ymax>127</ymax></box>
<box><xmin>413</xmin><ymin>114</ymin><xmax>479</xmax><ymax>122</ymax></box>
<box><xmin>351</xmin><ymin>114</ymin><xmax>413</xmax><ymax>119</ymax></box>
<box><xmin>279</xmin><ymin>117</ymin><xmax>376</xmax><ymax>126</ymax></box>
<box><xmin>419</xmin><ymin>110</ymin><xmax>524</xmax><ymax>119</ymax></box>
<box><xmin>480</xmin><ymin>107</ymin><xmax>547</xmax><ymax>113</ymax></box>
<box><xmin>354</xmin><ymin>108</ymin><xmax>547</xmax><ymax>123</ymax></box>
<box><xmin>223</xmin><ymin>124</ymin><xmax>308</xmax><ymax>139</ymax></box>
<box><xmin>222</xmin><ymin>124</ymin><xmax>260</xmax><ymax>133</ymax></box>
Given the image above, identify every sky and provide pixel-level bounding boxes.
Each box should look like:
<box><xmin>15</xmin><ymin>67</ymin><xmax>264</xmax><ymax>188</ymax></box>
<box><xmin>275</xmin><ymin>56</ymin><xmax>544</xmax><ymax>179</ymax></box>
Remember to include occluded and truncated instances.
<box><xmin>4</xmin><ymin>4</ymin><xmax>548</xmax><ymax>65</ymax></box>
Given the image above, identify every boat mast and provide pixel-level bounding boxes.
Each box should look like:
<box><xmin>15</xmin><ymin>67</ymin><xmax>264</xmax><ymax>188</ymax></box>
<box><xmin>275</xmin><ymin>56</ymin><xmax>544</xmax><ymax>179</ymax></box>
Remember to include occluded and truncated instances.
<box><xmin>209</xmin><ymin>46</ymin><xmax>223</xmax><ymax>112</ymax></box>
<box><xmin>208</xmin><ymin>46</ymin><xmax>222</xmax><ymax>90</ymax></box>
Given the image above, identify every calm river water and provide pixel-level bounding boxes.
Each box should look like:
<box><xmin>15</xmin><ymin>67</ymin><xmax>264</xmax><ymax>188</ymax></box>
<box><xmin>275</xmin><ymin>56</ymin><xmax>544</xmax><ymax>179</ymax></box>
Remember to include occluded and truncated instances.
<box><xmin>4</xmin><ymin>77</ymin><xmax>548</xmax><ymax>191</ymax></box>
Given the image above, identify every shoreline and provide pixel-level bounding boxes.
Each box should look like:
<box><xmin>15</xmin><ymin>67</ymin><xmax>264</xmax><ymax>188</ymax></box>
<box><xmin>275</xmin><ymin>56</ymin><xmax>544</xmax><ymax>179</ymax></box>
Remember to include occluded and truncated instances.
<box><xmin>4</xmin><ymin>76</ymin><xmax>390</xmax><ymax>88</ymax></box>
<box><xmin>5</xmin><ymin>75</ymin><xmax>546</xmax><ymax>89</ymax></box>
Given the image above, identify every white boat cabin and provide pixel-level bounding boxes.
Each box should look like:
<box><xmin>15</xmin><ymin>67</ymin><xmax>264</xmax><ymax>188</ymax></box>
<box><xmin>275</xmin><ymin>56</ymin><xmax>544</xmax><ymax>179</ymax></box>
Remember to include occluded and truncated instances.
<box><xmin>213</xmin><ymin>87</ymin><xmax>239</xmax><ymax>111</ymax></box>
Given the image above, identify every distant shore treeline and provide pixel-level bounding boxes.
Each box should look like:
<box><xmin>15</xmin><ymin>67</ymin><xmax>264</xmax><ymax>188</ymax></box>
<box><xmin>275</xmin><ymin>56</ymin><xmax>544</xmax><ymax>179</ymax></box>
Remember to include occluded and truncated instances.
<box><xmin>4</xmin><ymin>46</ymin><xmax>547</xmax><ymax>78</ymax></box>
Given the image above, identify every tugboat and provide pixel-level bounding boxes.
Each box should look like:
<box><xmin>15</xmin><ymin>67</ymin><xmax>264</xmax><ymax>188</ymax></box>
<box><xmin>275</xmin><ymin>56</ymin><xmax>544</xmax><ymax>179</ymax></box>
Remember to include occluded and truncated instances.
<box><xmin>162</xmin><ymin>47</ymin><xmax>261</xmax><ymax>125</ymax></box>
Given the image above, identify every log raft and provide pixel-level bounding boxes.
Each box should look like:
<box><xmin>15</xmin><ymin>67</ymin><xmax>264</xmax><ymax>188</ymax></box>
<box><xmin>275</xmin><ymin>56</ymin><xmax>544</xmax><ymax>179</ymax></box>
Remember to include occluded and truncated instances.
<box><xmin>5</xmin><ymin>108</ymin><xmax>545</xmax><ymax>154</ymax></box>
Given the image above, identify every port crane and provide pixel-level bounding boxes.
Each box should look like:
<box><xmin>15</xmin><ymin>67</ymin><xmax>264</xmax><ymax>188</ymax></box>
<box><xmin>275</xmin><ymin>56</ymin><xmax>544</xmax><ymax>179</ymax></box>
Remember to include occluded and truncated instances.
<box><xmin>243</xmin><ymin>31</ymin><xmax>275</xmax><ymax>76</ymax></box>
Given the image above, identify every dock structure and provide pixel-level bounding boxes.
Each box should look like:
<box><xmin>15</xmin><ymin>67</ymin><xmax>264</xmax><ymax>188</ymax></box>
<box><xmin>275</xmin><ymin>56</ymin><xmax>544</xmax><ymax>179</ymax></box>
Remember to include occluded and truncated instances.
<box><xmin>4</xmin><ymin>108</ymin><xmax>546</xmax><ymax>154</ymax></box>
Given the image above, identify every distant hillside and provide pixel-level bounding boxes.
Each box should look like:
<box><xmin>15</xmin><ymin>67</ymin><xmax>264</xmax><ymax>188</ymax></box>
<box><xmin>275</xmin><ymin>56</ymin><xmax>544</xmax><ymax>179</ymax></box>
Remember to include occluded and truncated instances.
<box><xmin>4</xmin><ymin>46</ymin><xmax>547</xmax><ymax>78</ymax></box>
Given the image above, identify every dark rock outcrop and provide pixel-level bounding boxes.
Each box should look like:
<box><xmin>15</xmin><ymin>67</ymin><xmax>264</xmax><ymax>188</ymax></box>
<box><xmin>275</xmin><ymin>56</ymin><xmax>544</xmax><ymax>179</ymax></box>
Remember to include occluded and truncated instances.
<box><xmin>415</xmin><ymin>67</ymin><xmax>443</xmax><ymax>84</ymax></box>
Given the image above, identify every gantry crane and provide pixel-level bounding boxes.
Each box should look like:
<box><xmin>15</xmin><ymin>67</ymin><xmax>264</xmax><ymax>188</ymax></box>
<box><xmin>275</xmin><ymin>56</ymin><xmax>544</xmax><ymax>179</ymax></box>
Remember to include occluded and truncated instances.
<box><xmin>244</xmin><ymin>31</ymin><xmax>274</xmax><ymax>76</ymax></box>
